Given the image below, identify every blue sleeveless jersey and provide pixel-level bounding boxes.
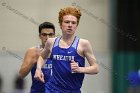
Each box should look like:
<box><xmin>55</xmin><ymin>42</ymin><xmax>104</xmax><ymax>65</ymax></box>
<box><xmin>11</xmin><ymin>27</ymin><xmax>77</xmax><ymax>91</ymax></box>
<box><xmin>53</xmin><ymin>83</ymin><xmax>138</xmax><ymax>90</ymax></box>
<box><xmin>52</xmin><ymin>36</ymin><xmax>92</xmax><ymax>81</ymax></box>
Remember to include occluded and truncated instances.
<box><xmin>30</xmin><ymin>57</ymin><xmax>52</xmax><ymax>93</ymax></box>
<box><xmin>46</xmin><ymin>36</ymin><xmax>85</xmax><ymax>93</ymax></box>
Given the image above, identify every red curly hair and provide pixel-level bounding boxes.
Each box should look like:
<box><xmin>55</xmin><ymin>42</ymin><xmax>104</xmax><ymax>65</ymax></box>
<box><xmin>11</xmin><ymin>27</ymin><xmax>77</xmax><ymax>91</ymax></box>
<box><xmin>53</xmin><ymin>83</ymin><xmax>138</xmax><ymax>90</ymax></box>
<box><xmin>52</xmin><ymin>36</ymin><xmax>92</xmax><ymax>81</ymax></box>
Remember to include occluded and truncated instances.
<box><xmin>58</xmin><ymin>7</ymin><xmax>82</xmax><ymax>25</ymax></box>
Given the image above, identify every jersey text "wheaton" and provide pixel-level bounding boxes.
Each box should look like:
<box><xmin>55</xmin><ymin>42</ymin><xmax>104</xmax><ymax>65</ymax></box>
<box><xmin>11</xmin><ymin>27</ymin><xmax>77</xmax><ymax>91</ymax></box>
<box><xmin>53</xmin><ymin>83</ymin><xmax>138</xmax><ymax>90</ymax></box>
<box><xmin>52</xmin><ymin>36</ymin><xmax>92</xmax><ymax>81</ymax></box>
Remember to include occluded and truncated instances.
<box><xmin>53</xmin><ymin>55</ymin><xmax>74</xmax><ymax>61</ymax></box>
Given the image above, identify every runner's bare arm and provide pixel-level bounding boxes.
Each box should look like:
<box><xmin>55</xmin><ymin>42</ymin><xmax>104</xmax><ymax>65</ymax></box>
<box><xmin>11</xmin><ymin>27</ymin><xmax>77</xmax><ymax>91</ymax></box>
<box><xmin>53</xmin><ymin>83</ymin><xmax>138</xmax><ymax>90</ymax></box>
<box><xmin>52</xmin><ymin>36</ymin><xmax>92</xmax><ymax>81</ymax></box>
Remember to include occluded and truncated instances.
<box><xmin>19</xmin><ymin>47</ymin><xmax>37</xmax><ymax>78</ymax></box>
<box><xmin>34</xmin><ymin>38</ymin><xmax>54</xmax><ymax>82</ymax></box>
<box><xmin>74</xmin><ymin>39</ymin><xmax>99</xmax><ymax>74</ymax></box>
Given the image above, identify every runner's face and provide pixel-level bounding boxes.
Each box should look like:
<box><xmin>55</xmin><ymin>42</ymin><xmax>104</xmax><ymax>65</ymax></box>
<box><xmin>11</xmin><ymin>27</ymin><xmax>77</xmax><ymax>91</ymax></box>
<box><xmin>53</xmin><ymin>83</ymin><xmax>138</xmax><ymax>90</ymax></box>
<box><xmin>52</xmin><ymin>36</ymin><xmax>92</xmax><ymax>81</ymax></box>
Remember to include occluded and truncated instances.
<box><xmin>39</xmin><ymin>28</ymin><xmax>55</xmax><ymax>46</ymax></box>
<box><xmin>60</xmin><ymin>15</ymin><xmax>78</xmax><ymax>35</ymax></box>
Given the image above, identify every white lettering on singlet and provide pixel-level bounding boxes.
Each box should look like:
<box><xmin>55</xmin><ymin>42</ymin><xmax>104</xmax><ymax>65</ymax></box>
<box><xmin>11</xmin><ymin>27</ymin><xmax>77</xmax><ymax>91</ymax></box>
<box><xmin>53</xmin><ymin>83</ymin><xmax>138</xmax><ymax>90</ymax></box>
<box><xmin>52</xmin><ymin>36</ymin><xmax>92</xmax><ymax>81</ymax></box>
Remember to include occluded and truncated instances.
<box><xmin>42</xmin><ymin>64</ymin><xmax>52</xmax><ymax>69</ymax></box>
<box><xmin>53</xmin><ymin>55</ymin><xmax>74</xmax><ymax>61</ymax></box>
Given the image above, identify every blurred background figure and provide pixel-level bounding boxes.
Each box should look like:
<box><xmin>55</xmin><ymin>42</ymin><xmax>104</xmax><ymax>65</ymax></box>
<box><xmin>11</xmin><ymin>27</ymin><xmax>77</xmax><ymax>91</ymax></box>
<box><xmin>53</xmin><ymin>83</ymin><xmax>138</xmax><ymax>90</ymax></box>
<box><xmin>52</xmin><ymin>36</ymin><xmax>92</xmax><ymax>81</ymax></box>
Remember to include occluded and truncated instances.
<box><xmin>0</xmin><ymin>74</ymin><xmax>3</xmax><ymax>93</ymax></box>
<box><xmin>12</xmin><ymin>75</ymin><xmax>25</xmax><ymax>93</ymax></box>
<box><xmin>127</xmin><ymin>70</ymin><xmax>140</xmax><ymax>93</ymax></box>
<box><xmin>0</xmin><ymin>74</ymin><xmax>5</xmax><ymax>93</ymax></box>
<box><xmin>111</xmin><ymin>0</ymin><xmax>140</xmax><ymax>93</ymax></box>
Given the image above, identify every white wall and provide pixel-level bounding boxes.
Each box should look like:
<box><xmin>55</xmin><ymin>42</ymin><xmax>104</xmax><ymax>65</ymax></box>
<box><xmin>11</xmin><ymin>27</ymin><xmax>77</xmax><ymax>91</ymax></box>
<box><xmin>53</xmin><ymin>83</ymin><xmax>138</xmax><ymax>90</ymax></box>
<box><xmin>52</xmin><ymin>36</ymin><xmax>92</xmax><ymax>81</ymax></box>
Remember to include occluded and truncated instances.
<box><xmin>0</xmin><ymin>0</ymin><xmax>111</xmax><ymax>93</ymax></box>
